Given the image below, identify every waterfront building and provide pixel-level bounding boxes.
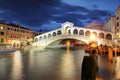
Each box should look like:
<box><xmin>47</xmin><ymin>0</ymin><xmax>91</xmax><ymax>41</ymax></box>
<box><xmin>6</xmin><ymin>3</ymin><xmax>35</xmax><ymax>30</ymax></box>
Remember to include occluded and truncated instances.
<box><xmin>6</xmin><ymin>23</ymin><xmax>34</xmax><ymax>47</ymax></box>
<box><xmin>0</xmin><ymin>21</ymin><xmax>7</xmax><ymax>44</ymax></box>
<box><xmin>103</xmin><ymin>16</ymin><xmax>116</xmax><ymax>33</ymax></box>
<box><xmin>116</xmin><ymin>5</ymin><xmax>120</xmax><ymax>38</ymax></box>
<box><xmin>0</xmin><ymin>22</ymin><xmax>34</xmax><ymax>47</ymax></box>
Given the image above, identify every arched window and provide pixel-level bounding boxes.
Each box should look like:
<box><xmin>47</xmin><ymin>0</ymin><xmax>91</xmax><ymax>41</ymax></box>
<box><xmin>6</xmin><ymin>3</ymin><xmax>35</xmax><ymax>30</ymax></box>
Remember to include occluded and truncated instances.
<box><xmin>106</xmin><ymin>33</ymin><xmax>112</xmax><ymax>40</ymax></box>
<box><xmin>57</xmin><ymin>30</ymin><xmax>62</xmax><ymax>35</ymax></box>
<box><xmin>43</xmin><ymin>35</ymin><xmax>47</xmax><ymax>39</ymax></box>
<box><xmin>53</xmin><ymin>32</ymin><xmax>56</xmax><ymax>36</ymax></box>
<box><xmin>98</xmin><ymin>33</ymin><xmax>104</xmax><ymax>39</ymax></box>
<box><xmin>92</xmin><ymin>32</ymin><xmax>97</xmax><ymax>38</ymax></box>
<box><xmin>79</xmin><ymin>30</ymin><xmax>84</xmax><ymax>35</ymax></box>
<box><xmin>39</xmin><ymin>36</ymin><xmax>42</xmax><ymax>41</ymax></box>
<box><xmin>85</xmin><ymin>31</ymin><xmax>90</xmax><ymax>37</ymax></box>
<box><xmin>35</xmin><ymin>38</ymin><xmax>38</xmax><ymax>42</ymax></box>
<box><xmin>48</xmin><ymin>34</ymin><xmax>51</xmax><ymax>38</ymax></box>
<box><xmin>73</xmin><ymin>29</ymin><xmax>78</xmax><ymax>35</ymax></box>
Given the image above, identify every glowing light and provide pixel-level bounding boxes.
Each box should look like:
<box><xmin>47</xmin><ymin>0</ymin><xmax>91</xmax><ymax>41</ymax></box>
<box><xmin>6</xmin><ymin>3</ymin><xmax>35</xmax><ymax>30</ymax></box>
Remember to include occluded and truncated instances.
<box><xmin>0</xmin><ymin>26</ymin><xmax>3</xmax><ymax>29</ymax></box>
<box><xmin>66</xmin><ymin>40</ymin><xmax>70</xmax><ymax>53</ymax></box>
<box><xmin>90</xmin><ymin>33</ymin><xmax>95</xmax><ymax>40</ymax></box>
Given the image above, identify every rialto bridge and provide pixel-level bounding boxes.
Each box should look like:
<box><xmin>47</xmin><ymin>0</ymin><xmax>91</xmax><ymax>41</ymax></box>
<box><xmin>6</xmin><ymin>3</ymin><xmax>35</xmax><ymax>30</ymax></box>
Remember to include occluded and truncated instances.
<box><xmin>32</xmin><ymin>22</ymin><xmax>113</xmax><ymax>48</ymax></box>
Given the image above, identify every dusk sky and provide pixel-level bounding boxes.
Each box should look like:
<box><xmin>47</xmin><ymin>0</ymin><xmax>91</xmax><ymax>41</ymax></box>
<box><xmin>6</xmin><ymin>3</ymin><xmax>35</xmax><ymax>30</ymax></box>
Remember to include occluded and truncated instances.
<box><xmin>0</xmin><ymin>0</ymin><xmax>120</xmax><ymax>31</ymax></box>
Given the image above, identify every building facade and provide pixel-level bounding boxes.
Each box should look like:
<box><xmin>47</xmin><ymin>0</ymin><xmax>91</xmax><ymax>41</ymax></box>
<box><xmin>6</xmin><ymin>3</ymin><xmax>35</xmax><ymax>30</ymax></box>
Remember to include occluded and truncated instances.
<box><xmin>0</xmin><ymin>22</ymin><xmax>7</xmax><ymax>44</ymax></box>
<box><xmin>103</xmin><ymin>16</ymin><xmax>116</xmax><ymax>33</ymax></box>
<box><xmin>116</xmin><ymin>5</ymin><xmax>120</xmax><ymax>38</ymax></box>
<box><xmin>0</xmin><ymin>22</ymin><xmax>34</xmax><ymax>47</ymax></box>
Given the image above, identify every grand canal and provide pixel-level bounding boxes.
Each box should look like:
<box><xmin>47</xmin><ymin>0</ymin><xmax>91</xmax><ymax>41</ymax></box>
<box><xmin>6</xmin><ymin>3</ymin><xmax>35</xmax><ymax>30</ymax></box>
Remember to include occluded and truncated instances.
<box><xmin>0</xmin><ymin>47</ymin><xmax>120</xmax><ymax>80</ymax></box>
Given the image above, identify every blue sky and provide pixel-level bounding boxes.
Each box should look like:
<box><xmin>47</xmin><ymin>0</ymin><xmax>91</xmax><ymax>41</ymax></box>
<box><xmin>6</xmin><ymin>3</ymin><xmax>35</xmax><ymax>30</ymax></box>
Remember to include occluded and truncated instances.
<box><xmin>0</xmin><ymin>0</ymin><xmax>120</xmax><ymax>31</ymax></box>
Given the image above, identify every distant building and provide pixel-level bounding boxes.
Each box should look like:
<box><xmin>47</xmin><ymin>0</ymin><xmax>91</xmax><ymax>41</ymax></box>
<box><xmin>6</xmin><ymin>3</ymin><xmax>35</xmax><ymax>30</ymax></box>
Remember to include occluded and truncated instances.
<box><xmin>0</xmin><ymin>22</ymin><xmax>34</xmax><ymax>47</ymax></box>
<box><xmin>0</xmin><ymin>22</ymin><xmax>7</xmax><ymax>44</ymax></box>
<box><xmin>103</xmin><ymin>16</ymin><xmax>116</xmax><ymax>33</ymax></box>
<box><xmin>116</xmin><ymin>5</ymin><xmax>120</xmax><ymax>38</ymax></box>
<box><xmin>85</xmin><ymin>21</ymin><xmax>103</xmax><ymax>30</ymax></box>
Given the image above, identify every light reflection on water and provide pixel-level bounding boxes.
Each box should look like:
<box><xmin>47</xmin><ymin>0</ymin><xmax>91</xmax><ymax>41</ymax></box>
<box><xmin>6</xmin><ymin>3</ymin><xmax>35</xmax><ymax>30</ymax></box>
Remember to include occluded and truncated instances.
<box><xmin>0</xmin><ymin>48</ymin><xmax>120</xmax><ymax>80</ymax></box>
<box><xmin>10</xmin><ymin>50</ymin><xmax>23</xmax><ymax>80</ymax></box>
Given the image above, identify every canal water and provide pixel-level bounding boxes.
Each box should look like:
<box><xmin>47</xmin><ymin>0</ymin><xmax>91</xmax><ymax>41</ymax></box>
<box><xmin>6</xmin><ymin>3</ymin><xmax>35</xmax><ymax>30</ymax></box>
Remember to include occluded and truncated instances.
<box><xmin>0</xmin><ymin>47</ymin><xmax>120</xmax><ymax>80</ymax></box>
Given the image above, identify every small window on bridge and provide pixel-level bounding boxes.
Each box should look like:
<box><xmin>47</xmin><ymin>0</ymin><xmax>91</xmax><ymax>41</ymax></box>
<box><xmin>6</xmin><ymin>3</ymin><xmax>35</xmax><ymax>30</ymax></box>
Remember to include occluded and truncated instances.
<box><xmin>79</xmin><ymin>30</ymin><xmax>84</xmax><ymax>35</ymax></box>
<box><xmin>53</xmin><ymin>32</ymin><xmax>56</xmax><ymax>36</ymax></box>
<box><xmin>39</xmin><ymin>36</ymin><xmax>42</xmax><ymax>41</ymax></box>
<box><xmin>48</xmin><ymin>34</ymin><xmax>51</xmax><ymax>38</ymax></box>
<box><xmin>73</xmin><ymin>29</ymin><xmax>78</xmax><ymax>35</ymax></box>
<box><xmin>85</xmin><ymin>31</ymin><xmax>90</xmax><ymax>37</ymax></box>
<box><xmin>35</xmin><ymin>38</ymin><xmax>38</xmax><ymax>42</ymax></box>
<box><xmin>57</xmin><ymin>30</ymin><xmax>62</xmax><ymax>35</ymax></box>
<box><xmin>98</xmin><ymin>33</ymin><xmax>104</xmax><ymax>39</ymax></box>
<box><xmin>106</xmin><ymin>33</ymin><xmax>112</xmax><ymax>40</ymax></box>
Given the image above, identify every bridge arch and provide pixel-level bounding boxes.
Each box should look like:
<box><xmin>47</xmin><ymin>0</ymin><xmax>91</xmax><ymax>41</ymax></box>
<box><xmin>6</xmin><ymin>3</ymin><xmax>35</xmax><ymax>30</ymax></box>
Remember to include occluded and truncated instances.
<box><xmin>39</xmin><ymin>36</ymin><xmax>42</xmax><ymax>41</ymax></box>
<box><xmin>35</xmin><ymin>38</ymin><xmax>38</xmax><ymax>42</ymax></box>
<box><xmin>79</xmin><ymin>30</ymin><xmax>84</xmax><ymax>36</ymax></box>
<box><xmin>98</xmin><ymin>33</ymin><xmax>104</xmax><ymax>39</ymax></box>
<box><xmin>106</xmin><ymin>33</ymin><xmax>112</xmax><ymax>40</ymax></box>
<box><xmin>57</xmin><ymin>30</ymin><xmax>62</xmax><ymax>35</ymax></box>
<box><xmin>53</xmin><ymin>32</ymin><xmax>56</xmax><ymax>37</ymax></box>
<box><xmin>73</xmin><ymin>29</ymin><xmax>78</xmax><ymax>35</ymax></box>
<box><xmin>92</xmin><ymin>31</ymin><xmax>97</xmax><ymax>38</ymax></box>
<box><xmin>85</xmin><ymin>31</ymin><xmax>90</xmax><ymax>37</ymax></box>
<box><xmin>48</xmin><ymin>33</ymin><xmax>51</xmax><ymax>38</ymax></box>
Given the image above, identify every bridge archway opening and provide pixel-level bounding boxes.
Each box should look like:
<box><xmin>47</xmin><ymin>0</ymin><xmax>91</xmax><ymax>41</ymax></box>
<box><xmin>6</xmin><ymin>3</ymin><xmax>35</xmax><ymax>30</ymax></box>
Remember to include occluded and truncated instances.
<box><xmin>48</xmin><ymin>34</ymin><xmax>51</xmax><ymax>38</ymax></box>
<box><xmin>53</xmin><ymin>32</ymin><xmax>56</xmax><ymax>37</ymax></box>
<box><xmin>79</xmin><ymin>30</ymin><xmax>84</xmax><ymax>35</ymax></box>
<box><xmin>98</xmin><ymin>33</ymin><xmax>104</xmax><ymax>39</ymax></box>
<box><xmin>92</xmin><ymin>32</ymin><xmax>97</xmax><ymax>38</ymax></box>
<box><xmin>85</xmin><ymin>31</ymin><xmax>90</xmax><ymax>37</ymax></box>
<box><xmin>73</xmin><ymin>29</ymin><xmax>78</xmax><ymax>35</ymax></box>
<box><xmin>106</xmin><ymin>33</ymin><xmax>112</xmax><ymax>40</ymax></box>
<box><xmin>57</xmin><ymin>30</ymin><xmax>62</xmax><ymax>35</ymax></box>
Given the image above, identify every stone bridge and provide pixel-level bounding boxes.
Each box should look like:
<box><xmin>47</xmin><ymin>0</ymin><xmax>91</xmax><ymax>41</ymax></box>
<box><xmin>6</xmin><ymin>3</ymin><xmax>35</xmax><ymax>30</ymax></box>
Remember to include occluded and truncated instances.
<box><xmin>32</xmin><ymin>22</ymin><xmax>113</xmax><ymax>48</ymax></box>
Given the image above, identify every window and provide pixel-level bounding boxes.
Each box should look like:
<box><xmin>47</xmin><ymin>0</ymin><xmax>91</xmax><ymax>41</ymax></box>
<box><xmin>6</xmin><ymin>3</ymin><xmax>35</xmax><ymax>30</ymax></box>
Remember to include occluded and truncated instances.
<box><xmin>0</xmin><ymin>32</ymin><xmax>4</xmax><ymax>35</ymax></box>
<box><xmin>117</xmin><ymin>22</ymin><xmax>119</xmax><ymax>27</ymax></box>
<box><xmin>117</xmin><ymin>17</ymin><xmax>119</xmax><ymax>20</ymax></box>
<box><xmin>0</xmin><ymin>38</ymin><xmax>4</xmax><ymax>43</ymax></box>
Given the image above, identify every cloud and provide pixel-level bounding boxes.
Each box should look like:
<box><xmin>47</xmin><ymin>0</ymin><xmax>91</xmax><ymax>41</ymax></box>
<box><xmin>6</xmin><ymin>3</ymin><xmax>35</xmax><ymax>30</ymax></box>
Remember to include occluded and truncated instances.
<box><xmin>0</xmin><ymin>0</ymin><xmax>116</xmax><ymax>31</ymax></box>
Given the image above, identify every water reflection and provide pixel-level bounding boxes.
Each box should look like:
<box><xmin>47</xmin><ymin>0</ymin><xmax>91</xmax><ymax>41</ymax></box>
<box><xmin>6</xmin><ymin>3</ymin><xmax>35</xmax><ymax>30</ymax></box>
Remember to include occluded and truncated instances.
<box><xmin>115</xmin><ymin>57</ymin><xmax>120</xmax><ymax>79</ymax></box>
<box><xmin>81</xmin><ymin>55</ymin><xmax>98</xmax><ymax>80</ymax></box>
<box><xmin>10</xmin><ymin>50</ymin><xmax>23</xmax><ymax>80</ymax></box>
<box><xmin>59</xmin><ymin>51</ymin><xmax>76</xmax><ymax>80</ymax></box>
